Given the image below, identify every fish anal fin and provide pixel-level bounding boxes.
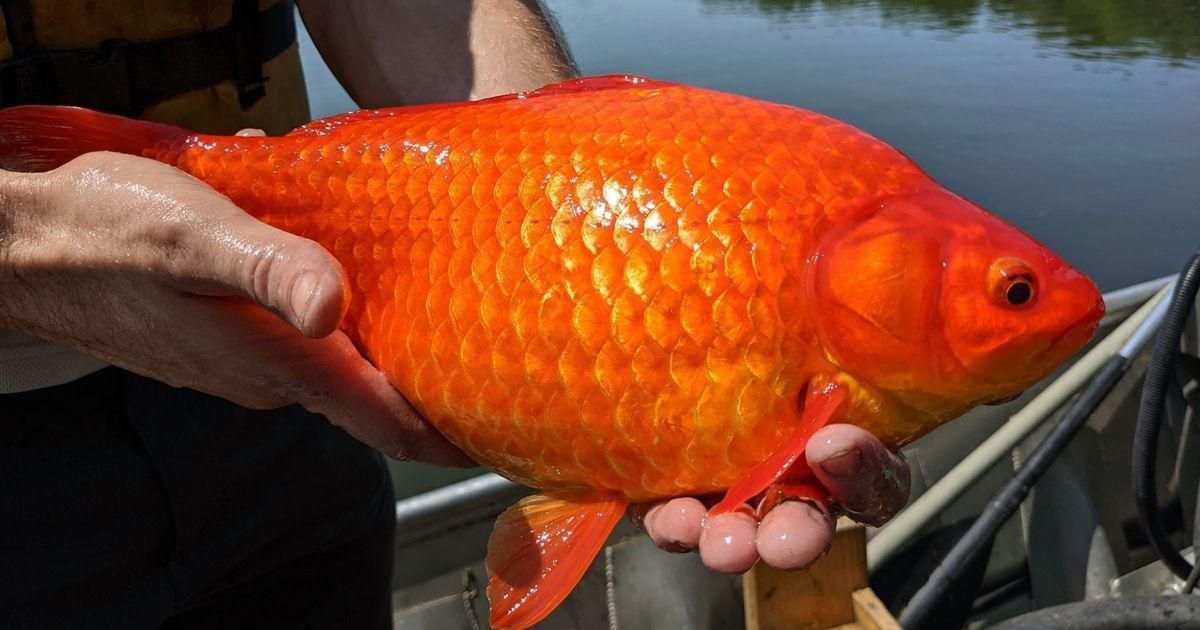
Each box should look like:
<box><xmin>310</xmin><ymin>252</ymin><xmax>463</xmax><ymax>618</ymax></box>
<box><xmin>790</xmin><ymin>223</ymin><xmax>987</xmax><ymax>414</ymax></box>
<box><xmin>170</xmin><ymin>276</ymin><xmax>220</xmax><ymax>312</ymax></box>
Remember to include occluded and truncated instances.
<box><xmin>711</xmin><ymin>384</ymin><xmax>848</xmax><ymax>515</ymax></box>
<box><xmin>486</xmin><ymin>492</ymin><xmax>626</xmax><ymax>630</ymax></box>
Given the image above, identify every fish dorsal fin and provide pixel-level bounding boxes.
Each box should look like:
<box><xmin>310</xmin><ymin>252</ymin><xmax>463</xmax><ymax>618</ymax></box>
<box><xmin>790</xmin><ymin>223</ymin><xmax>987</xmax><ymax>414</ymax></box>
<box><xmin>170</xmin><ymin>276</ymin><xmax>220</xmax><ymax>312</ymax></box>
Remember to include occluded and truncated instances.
<box><xmin>285</xmin><ymin>75</ymin><xmax>672</xmax><ymax>138</ymax></box>
<box><xmin>486</xmin><ymin>492</ymin><xmax>626</xmax><ymax>629</ymax></box>
<box><xmin>505</xmin><ymin>74</ymin><xmax>675</xmax><ymax>99</ymax></box>
<box><xmin>711</xmin><ymin>385</ymin><xmax>847</xmax><ymax>515</ymax></box>
<box><xmin>286</xmin><ymin>109</ymin><xmax>399</xmax><ymax>137</ymax></box>
<box><xmin>473</xmin><ymin>75</ymin><xmax>674</xmax><ymax>106</ymax></box>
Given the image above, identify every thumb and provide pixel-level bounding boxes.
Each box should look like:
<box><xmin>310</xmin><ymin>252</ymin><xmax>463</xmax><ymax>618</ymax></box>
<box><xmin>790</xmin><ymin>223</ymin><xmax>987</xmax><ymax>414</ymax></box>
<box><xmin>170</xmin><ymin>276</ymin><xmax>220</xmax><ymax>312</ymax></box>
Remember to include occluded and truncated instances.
<box><xmin>181</xmin><ymin>196</ymin><xmax>349</xmax><ymax>339</ymax></box>
<box><xmin>806</xmin><ymin>424</ymin><xmax>910</xmax><ymax>526</ymax></box>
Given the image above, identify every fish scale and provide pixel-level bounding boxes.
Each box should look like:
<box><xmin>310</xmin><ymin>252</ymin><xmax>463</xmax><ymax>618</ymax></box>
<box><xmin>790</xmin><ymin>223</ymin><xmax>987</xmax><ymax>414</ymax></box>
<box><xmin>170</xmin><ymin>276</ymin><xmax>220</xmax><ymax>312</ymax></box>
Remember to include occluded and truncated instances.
<box><xmin>172</xmin><ymin>81</ymin><xmax>924</xmax><ymax>499</ymax></box>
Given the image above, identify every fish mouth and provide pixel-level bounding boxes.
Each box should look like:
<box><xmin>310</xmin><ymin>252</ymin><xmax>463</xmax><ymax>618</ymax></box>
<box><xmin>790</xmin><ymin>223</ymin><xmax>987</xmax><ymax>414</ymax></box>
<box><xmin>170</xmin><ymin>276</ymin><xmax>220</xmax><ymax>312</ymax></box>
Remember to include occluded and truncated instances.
<box><xmin>979</xmin><ymin>301</ymin><xmax>1101</xmax><ymax>405</ymax></box>
<box><xmin>1037</xmin><ymin>304</ymin><xmax>1104</xmax><ymax>364</ymax></box>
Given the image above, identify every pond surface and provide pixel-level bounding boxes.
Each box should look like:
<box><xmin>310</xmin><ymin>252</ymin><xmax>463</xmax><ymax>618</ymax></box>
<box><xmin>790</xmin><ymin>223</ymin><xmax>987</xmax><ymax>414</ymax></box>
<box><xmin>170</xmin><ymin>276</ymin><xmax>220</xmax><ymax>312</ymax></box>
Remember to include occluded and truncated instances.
<box><xmin>542</xmin><ymin>0</ymin><xmax>1200</xmax><ymax>291</ymax></box>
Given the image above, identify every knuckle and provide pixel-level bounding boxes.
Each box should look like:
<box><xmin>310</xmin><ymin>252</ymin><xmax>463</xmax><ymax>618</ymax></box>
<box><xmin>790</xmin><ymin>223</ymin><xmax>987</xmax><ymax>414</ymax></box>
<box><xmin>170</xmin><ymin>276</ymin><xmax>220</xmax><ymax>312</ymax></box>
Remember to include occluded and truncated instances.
<box><xmin>238</xmin><ymin>238</ymin><xmax>331</xmax><ymax>308</ymax></box>
<box><xmin>62</xmin><ymin>151</ymin><xmax>113</xmax><ymax>174</ymax></box>
<box><xmin>241</xmin><ymin>243</ymin><xmax>285</xmax><ymax>305</ymax></box>
<box><xmin>58</xmin><ymin>152</ymin><xmax>135</xmax><ymax>190</ymax></box>
<box><xmin>147</xmin><ymin>215</ymin><xmax>197</xmax><ymax>273</ymax></box>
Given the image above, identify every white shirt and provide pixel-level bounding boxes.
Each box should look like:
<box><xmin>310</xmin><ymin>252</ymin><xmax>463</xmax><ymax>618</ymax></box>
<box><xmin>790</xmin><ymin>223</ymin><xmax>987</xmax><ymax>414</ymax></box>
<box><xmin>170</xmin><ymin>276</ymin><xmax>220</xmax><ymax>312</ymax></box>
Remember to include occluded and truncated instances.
<box><xmin>0</xmin><ymin>331</ymin><xmax>107</xmax><ymax>394</ymax></box>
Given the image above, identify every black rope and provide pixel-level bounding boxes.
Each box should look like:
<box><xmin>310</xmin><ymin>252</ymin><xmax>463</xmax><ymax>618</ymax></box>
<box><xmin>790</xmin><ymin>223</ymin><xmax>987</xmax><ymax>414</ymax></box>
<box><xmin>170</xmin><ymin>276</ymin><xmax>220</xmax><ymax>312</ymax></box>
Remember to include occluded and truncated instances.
<box><xmin>1132</xmin><ymin>252</ymin><xmax>1200</xmax><ymax>580</ymax></box>
<box><xmin>900</xmin><ymin>355</ymin><xmax>1131</xmax><ymax>629</ymax></box>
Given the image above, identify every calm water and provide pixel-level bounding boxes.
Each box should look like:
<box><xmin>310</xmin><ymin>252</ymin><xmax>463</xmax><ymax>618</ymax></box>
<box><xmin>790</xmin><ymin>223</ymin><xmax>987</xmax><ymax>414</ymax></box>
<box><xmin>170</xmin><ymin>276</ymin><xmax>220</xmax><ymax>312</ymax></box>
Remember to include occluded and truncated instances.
<box><xmin>301</xmin><ymin>0</ymin><xmax>1200</xmax><ymax>292</ymax></box>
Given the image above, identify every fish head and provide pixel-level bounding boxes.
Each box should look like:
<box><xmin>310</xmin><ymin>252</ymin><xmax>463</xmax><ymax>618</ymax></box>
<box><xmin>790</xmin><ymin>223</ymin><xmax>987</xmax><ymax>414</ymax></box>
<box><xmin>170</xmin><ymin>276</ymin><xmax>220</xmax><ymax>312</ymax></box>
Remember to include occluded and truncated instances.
<box><xmin>811</xmin><ymin>187</ymin><xmax>1104</xmax><ymax>426</ymax></box>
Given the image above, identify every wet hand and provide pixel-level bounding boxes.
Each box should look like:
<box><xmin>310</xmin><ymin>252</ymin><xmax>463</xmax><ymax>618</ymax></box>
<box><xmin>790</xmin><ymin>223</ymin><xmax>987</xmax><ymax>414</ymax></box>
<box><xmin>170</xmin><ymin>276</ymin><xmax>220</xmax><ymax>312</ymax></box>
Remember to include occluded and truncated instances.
<box><xmin>635</xmin><ymin>424</ymin><xmax>909</xmax><ymax>573</ymax></box>
<box><xmin>0</xmin><ymin>151</ymin><xmax>470</xmax><ymax>466</ymax></box>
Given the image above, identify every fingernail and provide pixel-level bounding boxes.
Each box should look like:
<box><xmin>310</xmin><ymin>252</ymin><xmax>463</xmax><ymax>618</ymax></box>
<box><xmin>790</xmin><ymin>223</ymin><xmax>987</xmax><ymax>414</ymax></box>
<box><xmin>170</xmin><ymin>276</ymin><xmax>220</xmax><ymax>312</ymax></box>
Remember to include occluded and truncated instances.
<box><xmin>290</xmin><ymin>271</ymin><xmax>319</xmax><ymax>329</ymax></box>
<box><xmin>819</xmin><ymin>447</ymin><xmax>862</xmax><ymax>478</ymax></box>
<box><xmin>793</xmin><ymin>498</ymin><xmax>834</xmax><ymax>525</ymax></box>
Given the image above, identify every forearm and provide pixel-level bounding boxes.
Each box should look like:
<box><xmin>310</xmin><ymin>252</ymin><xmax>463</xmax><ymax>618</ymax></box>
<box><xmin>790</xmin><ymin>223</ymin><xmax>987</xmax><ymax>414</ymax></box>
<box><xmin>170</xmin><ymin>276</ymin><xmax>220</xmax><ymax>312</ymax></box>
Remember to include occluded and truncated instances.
<box><xmin>298</xmin><ymin>0</ymin><xmax>576</xmax><ymax>107</ymax></box>
<box><xmin>0</xmin><ymin>170</ymin><xmax>44</xmax><ymax>332</ymax></box>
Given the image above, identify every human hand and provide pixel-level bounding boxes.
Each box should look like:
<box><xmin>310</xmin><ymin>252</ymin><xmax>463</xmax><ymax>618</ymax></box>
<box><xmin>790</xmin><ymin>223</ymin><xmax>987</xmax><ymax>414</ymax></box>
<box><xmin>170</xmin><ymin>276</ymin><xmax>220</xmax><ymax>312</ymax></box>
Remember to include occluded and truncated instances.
<box><xmin>634</xmin><ymin>424</ymin><xmax>909</xmax><ymax>572</ymax></box>
<box><xmin>0</xmin><ymin>150</ymin><xmax>469</xmax><ymax>466</ymax></box>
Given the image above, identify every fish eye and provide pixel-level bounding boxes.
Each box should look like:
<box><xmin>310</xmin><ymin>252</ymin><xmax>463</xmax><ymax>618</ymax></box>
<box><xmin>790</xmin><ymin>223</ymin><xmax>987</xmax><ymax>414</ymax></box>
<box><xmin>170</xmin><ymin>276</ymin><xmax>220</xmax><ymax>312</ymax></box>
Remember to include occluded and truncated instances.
<box><xmin>989</xmin><ymin>258</ymin><xmax>1037</xmax><ymax>308</ymax></box>
<box><xmin>1006</xmin><ymin>279</ymin><xmax>1033</xmax><ymax>306</ymax></box>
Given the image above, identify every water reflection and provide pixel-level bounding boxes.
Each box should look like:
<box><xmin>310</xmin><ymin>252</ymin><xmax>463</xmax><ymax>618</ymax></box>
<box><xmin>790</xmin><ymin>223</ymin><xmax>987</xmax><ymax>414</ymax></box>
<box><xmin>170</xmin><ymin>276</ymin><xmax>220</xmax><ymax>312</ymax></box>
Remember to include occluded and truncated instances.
<box><xmin>701</xmin><ymin>0</ymin><xmax>1200</xmax><ymax>62</ymax></box>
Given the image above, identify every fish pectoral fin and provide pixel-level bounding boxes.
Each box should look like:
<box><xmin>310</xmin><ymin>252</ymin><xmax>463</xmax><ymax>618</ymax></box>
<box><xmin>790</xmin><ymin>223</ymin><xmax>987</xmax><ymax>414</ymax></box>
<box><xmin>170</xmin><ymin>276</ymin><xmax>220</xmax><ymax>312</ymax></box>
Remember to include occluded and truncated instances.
<box><xmin>756</xmin><ymin>480</ymin><xmax>832</xmax><ymax>520</ymax></box>
<box><xmin>486</xmin><ymin>492</ymin><xmax>626</xmax><ymax>630</ymax></box>
<box><xmin>711</xmin><ymin>384</ymin><xmax>848</xmax><ymax>516</ymax></box>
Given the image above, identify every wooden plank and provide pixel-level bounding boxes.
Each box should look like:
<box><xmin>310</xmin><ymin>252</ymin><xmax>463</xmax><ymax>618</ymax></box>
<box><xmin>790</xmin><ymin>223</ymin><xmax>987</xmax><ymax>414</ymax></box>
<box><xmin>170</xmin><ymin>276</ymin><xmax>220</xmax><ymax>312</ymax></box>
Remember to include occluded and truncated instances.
<box><xmin>744</xmin><ymin>518</ymin><xmax>869</xmax><ymax>630</ymax></box>
<box><xmin>851</xmin><ymin>588</ymin><xmax>901</xmax><ymax>630</ymax></box>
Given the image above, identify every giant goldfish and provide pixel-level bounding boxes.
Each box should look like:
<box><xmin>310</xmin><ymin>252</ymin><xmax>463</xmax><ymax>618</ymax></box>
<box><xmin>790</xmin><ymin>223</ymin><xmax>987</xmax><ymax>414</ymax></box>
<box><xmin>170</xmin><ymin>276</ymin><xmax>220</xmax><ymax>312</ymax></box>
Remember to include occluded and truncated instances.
<box><xmin>0</xmin><ymin>76</ymin><xmax>1103</xmax><ymax>629</ymax></box>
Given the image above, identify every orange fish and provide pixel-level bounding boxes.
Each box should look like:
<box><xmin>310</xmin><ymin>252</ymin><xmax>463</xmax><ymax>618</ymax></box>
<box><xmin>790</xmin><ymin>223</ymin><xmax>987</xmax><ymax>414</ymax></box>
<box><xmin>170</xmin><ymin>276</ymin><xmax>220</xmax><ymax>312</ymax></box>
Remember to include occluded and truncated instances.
<box><xmin>0</xmin><ymin>76</ymin><xmax>1104</xmax><ymax>629</ymax></box>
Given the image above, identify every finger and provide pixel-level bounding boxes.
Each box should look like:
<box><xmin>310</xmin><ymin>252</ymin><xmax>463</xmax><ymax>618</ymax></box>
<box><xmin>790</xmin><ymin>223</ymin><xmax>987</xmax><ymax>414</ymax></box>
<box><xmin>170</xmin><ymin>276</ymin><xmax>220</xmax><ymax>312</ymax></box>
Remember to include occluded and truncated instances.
<box><xmin>297</xmin><ymin>330</ymin><xmax>474</xmax><ymax>467</ymax></box>
<box><xmin>639</xmin><ymin>498</ymin><xmax>706</xmax><ymax>552</ymax></box>
<box><xmin>199</xmin><ymin>302</ymin><xmax>473</xmax><ymax>466</ymax></box>
<box><xmin>235</xmin><ymin>128</ymin><xmax>267</xmax><ymax>137</ymax></box>
<box><xmin>699</xmin><ymin>510</ymin><xmax>759</xmax><ymax>573</ymax></box>
<box><xmin>756</xmin><ymin>500</ymin><xmax>834</xmax><ymax>570</ymax></box>
<box><xmin>806</xmin><ymin>424</ymin><xmax>911</xmax><ymax>527</ymax></box>
<box><xmin>176</xmin><ymin>198</ymin><xmax>350</xmax><ymax>339</ymax></box>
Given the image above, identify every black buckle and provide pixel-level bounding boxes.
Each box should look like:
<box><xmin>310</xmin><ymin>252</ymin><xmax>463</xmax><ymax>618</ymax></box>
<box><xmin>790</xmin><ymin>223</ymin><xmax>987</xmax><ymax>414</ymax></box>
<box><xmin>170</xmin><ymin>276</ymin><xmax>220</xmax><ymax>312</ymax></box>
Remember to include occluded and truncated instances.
<box><xmin>49</xmin><ymin>39</ymin><xmax>133</xmax><ymax>113</ymax></box>
<box><xmin>0</xmin><ymin>41</ymin><xmax>130</xmax><ymax>112</ymax></box>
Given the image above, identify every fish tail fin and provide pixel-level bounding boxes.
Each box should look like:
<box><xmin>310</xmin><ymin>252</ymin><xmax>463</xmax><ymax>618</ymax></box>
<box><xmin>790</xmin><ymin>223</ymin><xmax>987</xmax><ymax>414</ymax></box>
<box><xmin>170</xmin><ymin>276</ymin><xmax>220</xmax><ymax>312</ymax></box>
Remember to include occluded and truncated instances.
<box><xmin>0</xmin><ymin>105</ymin><xmax>187</xmax><ymax>172</ymax></box>
<box><xmin>486</xmin><ymin>492</ymin><xmax>626</xmax><ymax>629</ymax></box>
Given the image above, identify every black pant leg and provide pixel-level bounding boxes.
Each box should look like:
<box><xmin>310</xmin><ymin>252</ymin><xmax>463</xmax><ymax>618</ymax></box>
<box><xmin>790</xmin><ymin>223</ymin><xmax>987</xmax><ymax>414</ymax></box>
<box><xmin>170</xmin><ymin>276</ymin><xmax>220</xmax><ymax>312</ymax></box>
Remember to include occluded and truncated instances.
<box><xmin>0</xmin><ymin>369</ymin><xmax>177</xmax><ymax>629</ymax></box>
<box><xmin>0</xmin><ymin>367</ymin><xmax>397</xmax><ymax>629</ymax></box>
<box><xmin>160</xmin><ymin>518</ymin><xmax>396</xmax><ymax>630</ymax></box>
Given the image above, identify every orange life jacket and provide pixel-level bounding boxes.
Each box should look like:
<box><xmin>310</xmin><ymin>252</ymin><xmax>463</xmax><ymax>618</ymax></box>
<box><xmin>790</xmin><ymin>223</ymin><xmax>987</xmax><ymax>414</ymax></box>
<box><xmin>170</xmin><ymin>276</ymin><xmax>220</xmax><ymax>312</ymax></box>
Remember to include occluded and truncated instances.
<box><xmin>0</xmin><ymin>0</ymin><xmax>309</xmax><ymax>134</ymax></box>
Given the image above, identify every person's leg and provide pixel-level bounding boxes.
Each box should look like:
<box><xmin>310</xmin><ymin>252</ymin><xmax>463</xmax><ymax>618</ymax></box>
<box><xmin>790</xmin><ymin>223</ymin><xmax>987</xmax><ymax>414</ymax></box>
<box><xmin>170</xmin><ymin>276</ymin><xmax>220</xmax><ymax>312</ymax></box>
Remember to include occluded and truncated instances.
<box><xmin>1</xmin><ymin>365</ymin><xmax>398</xmax><ymax>629</ymax></box>
<box><xmin>0</xmin><ymin>369</ymin><xmax>177</xmax><ymax>629</ymax></box>
<box><xmin>160</xmin><ymin>510</ymin><xmax>395</xmax><ymax>630</ymax></box>
<box><xmin>112</xmin><ymin>370</ymin><xmax>398</xmax><ymax>629</ymax></box>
